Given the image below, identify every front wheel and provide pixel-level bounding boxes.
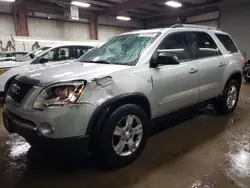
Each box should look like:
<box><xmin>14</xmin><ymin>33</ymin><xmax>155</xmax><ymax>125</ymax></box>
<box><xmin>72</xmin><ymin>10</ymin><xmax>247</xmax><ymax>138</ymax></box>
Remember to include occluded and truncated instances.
<box><xmin>214</xmin><ymin>79</ymin><xmax>240</xmax><ymax>114</ymax></box>
<box><xmin>95</xmin><ymin>104</ymin><xmax>150</xmax><ymax>169</ymax></box>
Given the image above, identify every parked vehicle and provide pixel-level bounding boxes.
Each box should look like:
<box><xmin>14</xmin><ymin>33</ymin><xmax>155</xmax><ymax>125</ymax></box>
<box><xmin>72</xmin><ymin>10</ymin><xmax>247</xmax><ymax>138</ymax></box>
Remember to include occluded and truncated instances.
<box><xmin>0</xmin><ymin>51</ymin><xmax>28</xmax><ymax>62</ymax></box>
<box><xmin>243</xmin><ymin>60</ymin><xmax>250</xmax><ymax>82</ymax></box>
<box><xmin>242</xmin><ymin>52</ymin><xmax>250</xmax><ymax>82</ymax></box>
<box><xmin>0</xmin><ymin>42</ymin><xmax>101</xmax><ymax>98</ymax></box>
<box><xmin>2</xmin><ymin>24</ymin><xmax>243</xmax><ymax>168</ymax></box>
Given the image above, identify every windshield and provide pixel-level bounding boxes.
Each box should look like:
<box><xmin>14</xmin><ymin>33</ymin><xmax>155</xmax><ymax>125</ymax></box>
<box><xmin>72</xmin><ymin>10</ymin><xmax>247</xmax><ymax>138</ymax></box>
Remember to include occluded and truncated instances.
<box><xmin>19</xmin><ymin>47</ymin><xmax>50</xmax><ymax>62</ymax></box>
<box><xmin>79</xmin><ymin>33</ymin><xmax>160</xmax><ymax>65</ymax></box>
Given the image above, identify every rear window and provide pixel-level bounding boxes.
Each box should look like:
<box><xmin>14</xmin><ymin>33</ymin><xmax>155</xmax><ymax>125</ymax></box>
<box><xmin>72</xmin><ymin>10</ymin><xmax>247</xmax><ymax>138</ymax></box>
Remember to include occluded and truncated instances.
<box><xmin>215</xmin><ymin>34</ymin><xmax>238</xmax><ymax>53</ymax></box>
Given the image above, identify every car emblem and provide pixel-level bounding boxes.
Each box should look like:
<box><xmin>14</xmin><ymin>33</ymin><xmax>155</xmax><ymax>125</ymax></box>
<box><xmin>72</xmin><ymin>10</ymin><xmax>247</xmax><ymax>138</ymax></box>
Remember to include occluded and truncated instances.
<box><xmin>11</xmin><ymin>84</ymin><xmax>20</xmax><ymax>95</ymax></box>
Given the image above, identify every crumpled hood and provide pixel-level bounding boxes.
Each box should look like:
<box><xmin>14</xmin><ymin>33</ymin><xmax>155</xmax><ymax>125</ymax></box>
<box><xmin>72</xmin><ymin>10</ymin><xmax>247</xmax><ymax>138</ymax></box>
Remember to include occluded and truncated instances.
<box><xmin>0</xmin><ymin>60</ymin><xmax>25</xmax><ymax>68</ymax></box>
<box><xmin>19</xmin><ymin>62</ymin><xmax>130</xmax><ymax>86</ymax></box>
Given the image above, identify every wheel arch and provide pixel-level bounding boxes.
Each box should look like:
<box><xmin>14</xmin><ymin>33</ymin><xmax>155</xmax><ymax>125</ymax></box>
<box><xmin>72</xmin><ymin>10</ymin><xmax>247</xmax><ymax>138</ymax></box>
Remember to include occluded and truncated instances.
<box><xmin>86</xmin><ymin>93</ymin><xmax>151</xmax><ymax>136</ymax></box>
<box><xmin>225</xmin><ymin>71</ymin><xmax>242</xmax><ymax>90</ymax></box>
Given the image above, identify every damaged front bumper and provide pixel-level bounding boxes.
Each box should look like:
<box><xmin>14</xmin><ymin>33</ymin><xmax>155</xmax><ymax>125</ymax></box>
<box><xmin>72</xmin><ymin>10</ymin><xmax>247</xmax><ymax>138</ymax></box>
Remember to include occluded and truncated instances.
<box><xmin>2</xmin><ymin>106</ymin><xmax>92</xmax><ymax>153</ymax></box>
<box><xmin>5</xmin><ymin>94</ymin><xmax>98</xmax><ymax>139</ymax></box>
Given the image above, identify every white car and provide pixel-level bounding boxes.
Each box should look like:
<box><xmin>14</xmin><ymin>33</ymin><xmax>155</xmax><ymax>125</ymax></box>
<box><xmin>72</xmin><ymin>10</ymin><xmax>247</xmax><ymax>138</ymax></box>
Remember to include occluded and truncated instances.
<box><xmin>0</xmin><ymin>43</ymin><xmax>101</xmax><ymax>98</ymax></box>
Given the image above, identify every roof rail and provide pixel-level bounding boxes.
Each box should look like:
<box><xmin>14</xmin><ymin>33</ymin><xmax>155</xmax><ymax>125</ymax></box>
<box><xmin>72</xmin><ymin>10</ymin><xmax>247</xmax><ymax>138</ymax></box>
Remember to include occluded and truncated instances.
<box><xmin>170</xmin><ymin>24</ymin><xmax>221</xmax><ymax>31</ymax></box>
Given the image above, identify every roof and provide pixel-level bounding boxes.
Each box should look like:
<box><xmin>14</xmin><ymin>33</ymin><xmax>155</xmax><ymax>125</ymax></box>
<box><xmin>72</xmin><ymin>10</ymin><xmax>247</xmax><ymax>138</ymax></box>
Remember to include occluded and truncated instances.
<box><xmin>42</xmin><ymin>41</ymin><xmax>103</xmax><ymax>48</ymax></box>
<box><xmin>120</xmin><ymin>24</ymin><xmax>228</xmax><ymax>36</ymax></box>
<box><xmin>120</xmin><ymin>28</ymin><xmax>166</xmax><ymax>35</ymax></box>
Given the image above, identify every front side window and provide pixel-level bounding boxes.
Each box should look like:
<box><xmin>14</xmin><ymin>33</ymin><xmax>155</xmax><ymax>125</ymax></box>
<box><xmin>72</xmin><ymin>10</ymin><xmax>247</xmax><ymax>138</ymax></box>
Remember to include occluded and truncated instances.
<box><xmin>15</xmin><ymin>53</ymin><xmax>26</xmax><ymax>61</ymax></box>
<box><xmin>79</xmin><ymin>33</ymin><xmax>160</xmax><ymax>65</ymax></box>
<box><xmin>215</xmin><ymin>33</ymin><xmax>238</xmax><ymax>53</ymax></box>
<box><xmin>158</xmin><ymin>32</ymin><xmax>193</xmax><ymax>62</ymax></box>
<box><xmin>19</xmin><ymin>47</ymin><xmax>50</xmax><ymax>62</ymax></box>
<box><xmin>41</xmin><ymin>46</ymin><xmax>74</xmax><ymax>62</ymax></box>
<box><xmin>190</xmin><ymin>32</ymin><xmax>221</xmax><ymax>58</ymax></box>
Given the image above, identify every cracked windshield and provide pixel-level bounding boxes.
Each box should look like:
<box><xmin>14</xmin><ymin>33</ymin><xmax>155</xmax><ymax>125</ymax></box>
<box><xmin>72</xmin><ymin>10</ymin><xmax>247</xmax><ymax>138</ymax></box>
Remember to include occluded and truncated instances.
<box><xmin>80</xmin><ymin>33</ymin><xmax>159</xmax><ymax>65</ymax></box>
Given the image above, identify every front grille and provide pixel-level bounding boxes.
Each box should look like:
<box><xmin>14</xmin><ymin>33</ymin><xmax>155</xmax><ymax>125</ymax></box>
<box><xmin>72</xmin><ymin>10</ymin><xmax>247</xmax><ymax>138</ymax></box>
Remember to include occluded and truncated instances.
<box><xmin>8</xmin><ymin>79</ymin><xmax>33</xmax><ymax>103</ymax></box>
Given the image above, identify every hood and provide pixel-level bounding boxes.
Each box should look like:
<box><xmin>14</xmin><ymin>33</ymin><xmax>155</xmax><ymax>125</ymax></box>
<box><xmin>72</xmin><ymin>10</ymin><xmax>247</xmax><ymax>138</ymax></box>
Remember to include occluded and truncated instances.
<box><xmin>0</xmin><ymin>60</ymin><xmax>25</xmax><ymax>68</ymax></box>
<box><xmin>20</xmin><ymin>62</ymin><xmax>130</xmax><ymax>86</ymax></box>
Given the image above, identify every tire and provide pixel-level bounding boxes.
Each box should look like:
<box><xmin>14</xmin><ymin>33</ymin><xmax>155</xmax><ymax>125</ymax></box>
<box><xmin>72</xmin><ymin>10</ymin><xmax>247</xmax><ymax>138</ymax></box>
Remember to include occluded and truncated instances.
<box><xmin>214</xmin><ymin>79</ymin><xmax>240</xmax><ymax>114</ymax></box>
<box><xmin>95</xmin><ymin>104</ymin><xmax>150</xmax><ymax>169</ymax></box>
<box><xmin>244</xmin><ymin>76</ymin><xmax>250</xmax><ymax>82</ymax></box>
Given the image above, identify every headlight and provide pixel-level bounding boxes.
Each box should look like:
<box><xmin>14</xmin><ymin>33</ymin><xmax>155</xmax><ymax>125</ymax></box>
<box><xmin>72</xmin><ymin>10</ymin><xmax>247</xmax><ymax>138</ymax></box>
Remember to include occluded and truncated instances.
<box><xmin>33</xmin><ymin>81</ymin><xmax>86</xmax><ymax>110</ymax></box>
<box><xmin>0</xmin><ymin>68</ymin><xmax>9</xmax><ymax>75</ymax></box>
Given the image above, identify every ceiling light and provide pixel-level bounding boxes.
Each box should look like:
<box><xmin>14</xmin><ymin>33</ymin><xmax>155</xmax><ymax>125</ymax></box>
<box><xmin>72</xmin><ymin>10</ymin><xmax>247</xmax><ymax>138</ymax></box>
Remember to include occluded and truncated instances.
<box><xmin>116</xmin><ymin>16</ymin><xmax>131</xmax><ymax>21</ymax></box>
<box><xmin>71</xmin><ymin>1</ymin><xmax>90</xmax><ymax>8</ymax></box>
<box><xmin>165</xmin><ymin>1</ymin><xmax>182</xmax><ymax>8</ymax></box>
<box><xmin>0</xmin><ymin>0</ymin><xmax>15</xmax><ymax>2</ymax></box>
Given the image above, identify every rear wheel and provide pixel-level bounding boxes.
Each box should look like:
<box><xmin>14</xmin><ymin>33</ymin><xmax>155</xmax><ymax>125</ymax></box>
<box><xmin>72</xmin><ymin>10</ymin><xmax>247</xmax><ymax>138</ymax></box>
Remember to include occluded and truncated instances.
<box><xmin>214</xmin><ymin>79</ymin><xmax>240</xmax><ymax>114</ymax></box>
<box><xmin>95</xmin><ymin>104</ymin><xmax>150</xmax><ymax>169</ymax></box>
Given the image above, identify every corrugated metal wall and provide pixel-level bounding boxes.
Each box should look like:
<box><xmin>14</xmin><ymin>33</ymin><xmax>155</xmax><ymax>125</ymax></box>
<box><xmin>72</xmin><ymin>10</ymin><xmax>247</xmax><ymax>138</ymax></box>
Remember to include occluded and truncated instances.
<box><xmin>0</xmin><ymin>15</ymin><xmax>132</xmax><ymax>42</ymax></box>
<box><xmin>0</xmin><ymin>14</ymin><xmax>15</xmax><ymax>36</ymax></box>
<box><xmin>27</xmin><ymin>18</ymin><xmax>90</xmax><ymax>40</ymax></box>
<box><xmin>98</xmin><ymin>25</ymin><xmax>132</xmax><ymax>41</ymax></box>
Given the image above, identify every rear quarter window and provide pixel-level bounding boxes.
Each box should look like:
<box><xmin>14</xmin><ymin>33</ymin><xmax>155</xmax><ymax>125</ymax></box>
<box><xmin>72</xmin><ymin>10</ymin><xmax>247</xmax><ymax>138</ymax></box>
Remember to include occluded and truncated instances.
<box><xmin>215</xmin><ymin>34</ymin><xmax>238</xmax><ymax>53</ymax></box>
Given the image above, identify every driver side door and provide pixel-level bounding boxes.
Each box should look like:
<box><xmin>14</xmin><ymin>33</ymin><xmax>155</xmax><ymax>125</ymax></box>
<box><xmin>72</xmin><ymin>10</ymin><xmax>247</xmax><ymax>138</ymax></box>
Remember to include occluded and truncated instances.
<box><xmin>151</xmin><ymin>32</ymin><xmax>199</xmax><ymax>117</ymax></box>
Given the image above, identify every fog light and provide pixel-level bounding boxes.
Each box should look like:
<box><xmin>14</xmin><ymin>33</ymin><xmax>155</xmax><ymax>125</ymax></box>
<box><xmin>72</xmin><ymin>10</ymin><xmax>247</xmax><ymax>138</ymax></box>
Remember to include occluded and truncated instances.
<box><xmin>39</xmin><ymin>122</ymin><xmax>54</xmax><ymax>135</ymax></box>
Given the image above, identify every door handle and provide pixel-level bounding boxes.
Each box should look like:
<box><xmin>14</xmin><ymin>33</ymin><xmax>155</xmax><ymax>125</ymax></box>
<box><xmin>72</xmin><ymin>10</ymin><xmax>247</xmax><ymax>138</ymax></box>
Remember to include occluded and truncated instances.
<box><xmin>219</xmin><ymin>62</ymin><xmax>225</xmax><ymax>67</ymax></box>
<box><xmin>189</xmin><ymin>68</ymin><xmax>198</xmax><ymax>74</ymax></box>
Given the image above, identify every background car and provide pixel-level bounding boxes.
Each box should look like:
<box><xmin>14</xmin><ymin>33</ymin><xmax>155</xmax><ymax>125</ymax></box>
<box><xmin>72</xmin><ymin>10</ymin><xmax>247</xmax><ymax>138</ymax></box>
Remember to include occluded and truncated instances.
<box><xmin>0</xmin><ymin>42</ymin><xmax>102</xmax><ymax>99</ymax></box>
<box><xmin>0</xmin><ymin>51</ymin><xmax>28</xmax><ymax>62</ymax></box>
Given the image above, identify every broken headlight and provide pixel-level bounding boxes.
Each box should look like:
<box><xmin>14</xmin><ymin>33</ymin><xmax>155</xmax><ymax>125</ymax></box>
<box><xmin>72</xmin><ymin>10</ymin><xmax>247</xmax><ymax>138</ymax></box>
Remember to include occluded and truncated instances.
<box><xmin>33</xmin><ymin>81</ymin><xmax>86</xmax><ymax>110</ymax></box>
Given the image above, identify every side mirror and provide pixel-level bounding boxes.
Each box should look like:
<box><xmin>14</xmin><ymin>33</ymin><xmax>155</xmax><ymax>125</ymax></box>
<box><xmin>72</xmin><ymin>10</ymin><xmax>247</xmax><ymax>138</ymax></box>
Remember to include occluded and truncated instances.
<box><xmin>151</xmin><ymin>52</ymin><xmax>180</xmax><ymax>67</ymax></box>
<box><xmin>40</xmin><ymin>57</ymin><xmax>48</xmax><ymax>64</ymax></box>
<box><xmin>157</xmin><ymin>52</ymin><xmax>180</xmax><ymax>65</ymax></box>
<box><xmin>29</xmin><ymin>53</ymin><xmax>35</xmax><ymax>59</ymax></box>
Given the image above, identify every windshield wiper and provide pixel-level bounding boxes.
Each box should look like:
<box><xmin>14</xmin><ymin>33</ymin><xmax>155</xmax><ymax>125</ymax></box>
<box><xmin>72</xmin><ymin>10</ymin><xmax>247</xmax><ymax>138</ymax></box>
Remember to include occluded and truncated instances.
<box><xmin>80</xmin><ymin>60</ymin><xmax>113</xmax><ymax>64</ymax></box>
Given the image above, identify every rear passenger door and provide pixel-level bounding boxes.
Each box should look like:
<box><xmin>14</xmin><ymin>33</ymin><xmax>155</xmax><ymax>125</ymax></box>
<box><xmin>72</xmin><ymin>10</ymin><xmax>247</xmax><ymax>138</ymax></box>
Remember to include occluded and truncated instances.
<box><xmin>189</xmin><ymin>32</ymin><xmax>225</xmax><ymax>101</ymax></box>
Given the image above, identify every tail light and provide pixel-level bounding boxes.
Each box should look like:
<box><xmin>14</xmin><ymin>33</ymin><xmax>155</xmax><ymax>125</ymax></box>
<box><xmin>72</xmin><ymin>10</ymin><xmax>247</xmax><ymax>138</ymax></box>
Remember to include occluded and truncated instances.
<box><xmin>242</xmin><ymin>57</ymin><xmax>246</xmax><ymax>64</ymax></box>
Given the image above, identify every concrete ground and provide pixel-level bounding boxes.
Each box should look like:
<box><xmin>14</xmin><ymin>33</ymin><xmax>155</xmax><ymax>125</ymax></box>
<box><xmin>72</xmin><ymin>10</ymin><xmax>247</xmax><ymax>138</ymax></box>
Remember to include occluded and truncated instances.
<box><xmin>1</xmin><ymin>84</ymin><xmax>250</xmax><ymax>188</ymax></box>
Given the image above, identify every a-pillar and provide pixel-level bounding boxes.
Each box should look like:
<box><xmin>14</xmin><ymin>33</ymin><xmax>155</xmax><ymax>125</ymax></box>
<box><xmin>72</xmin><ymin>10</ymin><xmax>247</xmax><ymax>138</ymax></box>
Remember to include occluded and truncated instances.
<box><xmin>89</xmin><ymin>14</ymin><xmax>98</xmax><ymax>40</ymax></box>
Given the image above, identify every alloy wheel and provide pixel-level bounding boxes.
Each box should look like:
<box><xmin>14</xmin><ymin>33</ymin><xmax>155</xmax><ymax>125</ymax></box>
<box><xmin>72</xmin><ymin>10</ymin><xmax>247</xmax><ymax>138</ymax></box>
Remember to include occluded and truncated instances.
<box><xmin>112</xmin><ymin>115</ymin><xmax>143</xmax><ymax>156</ymax></box>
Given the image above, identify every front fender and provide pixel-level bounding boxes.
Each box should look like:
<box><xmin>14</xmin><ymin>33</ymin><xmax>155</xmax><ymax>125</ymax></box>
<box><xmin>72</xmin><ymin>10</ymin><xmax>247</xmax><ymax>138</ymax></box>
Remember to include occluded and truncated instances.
<box><xmin>78</xmin><ymin>73</ymin><xmax>154</xmax><ymax>107</ymax></box>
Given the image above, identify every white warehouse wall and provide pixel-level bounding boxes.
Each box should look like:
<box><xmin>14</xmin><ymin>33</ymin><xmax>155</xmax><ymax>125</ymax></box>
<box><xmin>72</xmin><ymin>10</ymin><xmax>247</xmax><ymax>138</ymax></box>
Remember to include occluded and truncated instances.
<box><xmin>0</xmin><ymin>14</ymin><xmax>15</xmax><ymax>36</ymax></box>
<box><xmin>98</xmin><ymin>25</ymin><xmax>132</xmax><ymax>41</ymax></box>
<box><xmin>27</xmin><ymin>18</ymin><xmax>90</xmax><ymax>41</ymax></box>
<box><xmin>27</xmin><ymin>17</ymin><xmax>132</xmax><ymax>41</ymax></box>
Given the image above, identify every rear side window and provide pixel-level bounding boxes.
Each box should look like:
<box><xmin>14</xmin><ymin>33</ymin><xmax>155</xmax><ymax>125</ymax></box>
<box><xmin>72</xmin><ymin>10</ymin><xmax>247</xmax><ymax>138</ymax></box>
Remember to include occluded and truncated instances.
<box><xmin>190</xmin><ymin>32</ymin><xmax>221</xmax><ymax>59</ymax></box>
<box><xmin>215</xmin><ymin>34</ymin><xmax>238</xmax><ymax>53</ymax></box>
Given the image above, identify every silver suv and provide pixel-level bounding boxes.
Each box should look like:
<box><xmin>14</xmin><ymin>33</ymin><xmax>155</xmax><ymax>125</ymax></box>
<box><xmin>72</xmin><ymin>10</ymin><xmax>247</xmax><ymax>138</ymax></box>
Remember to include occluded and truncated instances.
<box><xmin>2</xmin><ymin>24</ymin><xmax>243</xmax><ymax>168</ymax></box>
